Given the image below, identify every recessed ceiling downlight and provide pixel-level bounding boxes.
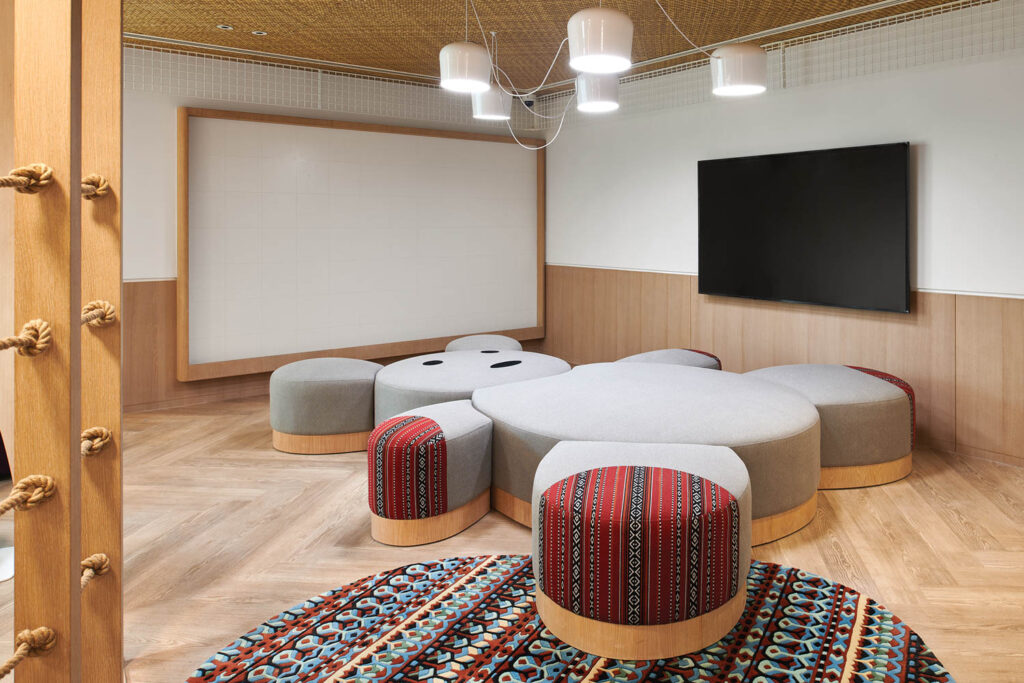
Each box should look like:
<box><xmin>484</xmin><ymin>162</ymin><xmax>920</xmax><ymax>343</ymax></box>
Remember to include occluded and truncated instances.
<box><xmin>251</xmin><ymin>30</ymin><xmax>268</xmax><ymax>36</ymax></box>
<box><xmin>216</xmin><ymin>24</ymin><xmax>234</xmax><ymax>31</ymax></box>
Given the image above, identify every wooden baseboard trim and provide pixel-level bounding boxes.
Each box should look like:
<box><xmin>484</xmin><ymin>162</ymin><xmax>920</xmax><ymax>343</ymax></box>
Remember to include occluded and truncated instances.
<box><xmin>953</xmin><ymin>444</ymin><xmax>1024</xmax><ymax>468</ymax></box>
<box><xmin>491</xmin><ymin>488</ymin><xmax>531</xmax><ymax>527</ymax></box>
<box><xmin>272</xmin><ymin>429</ymin><xmax>371</xmax><ymax>455</ymax></box>
<box><xmin>535</xmin><ymin>585</ymin><xmax>746</xmax><ymax>660</ymax></box>
<box><xmin>751</xmin><ymin>493</ymin><xmax>817</xmax><ymax>546</ymax></box>
<box><xmin>818</xmin><ymin>453</ymin><xmax>913</xmax><ymax>490</ymax></box>
<box><xmin>370</xmin><ymin>489</ymin><xmax>491</xmax><ymax>546</ymax></box>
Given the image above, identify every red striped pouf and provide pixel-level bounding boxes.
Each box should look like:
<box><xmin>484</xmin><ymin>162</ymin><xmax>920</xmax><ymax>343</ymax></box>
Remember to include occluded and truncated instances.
<box><xmin>533</xmin><ymin>447</ymin><xmax>751</xmax><ymax>660</ymax></box>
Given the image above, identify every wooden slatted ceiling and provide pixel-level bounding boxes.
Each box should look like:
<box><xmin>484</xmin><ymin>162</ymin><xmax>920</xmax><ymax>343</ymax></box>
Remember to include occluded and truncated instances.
<box><xmin>124</xmin><ymin>0</ymin><xmax>961</xmax><ymax>86</ymax></box>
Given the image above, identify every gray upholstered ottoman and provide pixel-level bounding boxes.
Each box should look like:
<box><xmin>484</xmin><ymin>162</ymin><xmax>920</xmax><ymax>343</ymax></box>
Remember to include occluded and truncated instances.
<box><xmin>745</xmin><ymin>364</ymin><xmax>915</xmax><ymax>489</ymax></box>
<box><xmin>617</xmin><ymin>348</ymin><xmax>722</xmax><ymax>370</ymax></box>
<box><xmin>367</xmin><ymin>400</ymin><xmax>493</xmax><ymax>546</ymax></box>
<box><xmin>270</xmin><ymin>357</ymin><xmax>382</xmax><ymax>455</ymax></box>
<box><xmin>374</xmin><ymin>350</ymin><xmax>570</xmax><ymax>424</ymax></box>
<box><xmin>472</xmin><ymin>362</ymin><xmax>821</xmax><ymax>545</ymax></box>
<box><xmin>532</xmin><ymin>442</ymin><xmax>751</xmax><ymax>659</ymax></box>
<box><xmin>446</xmin><ymin>334</ymin><xmax>523</xmax><ymax>352</ymax></box>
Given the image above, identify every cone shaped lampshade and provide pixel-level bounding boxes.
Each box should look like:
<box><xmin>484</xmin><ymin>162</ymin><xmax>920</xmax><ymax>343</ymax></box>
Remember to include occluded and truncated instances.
<box><xmin>567</xmin><ymin>7</ymin><xmax>633</xmax><ymax>74</ymax></box>
<box><xmin>472</xmin><ymin>87</ymin><xmax>512</xmax><ymax>120</ymax></box>
<box><xmin>439</xmin><ymin>41</ymin><xmax>492</xmax><ymax>93</ymax></box>
<box><xmin>711</xmin><ymin>43</ymin><xmax>767</xmax><ymax>96</ymax></box>
<box><xmin>576</xmin><ymin>73</ymin><xmax>619</xmax><ymax>113</ymax></box>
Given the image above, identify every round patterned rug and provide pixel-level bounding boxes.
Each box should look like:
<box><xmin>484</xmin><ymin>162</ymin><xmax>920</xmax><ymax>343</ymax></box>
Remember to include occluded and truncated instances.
<box><xmin>187</xmin><ymin>555</ymin><xmax>955</xmax><ymax>682</ymax></box>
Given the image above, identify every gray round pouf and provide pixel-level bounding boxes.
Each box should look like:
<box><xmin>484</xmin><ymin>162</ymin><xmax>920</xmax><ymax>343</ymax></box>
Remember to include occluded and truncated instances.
<box><xmin>374</xmin><ymin>350</ymin><xmax>570</xmax><ymax>424</ymax></box>
<box><xmin>472</xmin><ymin>362</ymin><xmax>821</xmax><ymax>545</ymax></box>
<box><xmin>445</xmin><ymin>334</ymin><xmax>523</xmax><ymax>352</ymax></box>
<box><xmin>270</xmin><ymin>357</ymin><xmax>382</xmax><ymax>454</ymax></box>
<box><xmin>745</xmin><ymin>364</ymin><xmax>914</xmax><ymax>489</ymax></box>
<box><xmin>616</xmin><ymin>348</ymin><xmax>722</xmax><ymax>370</ymax></box>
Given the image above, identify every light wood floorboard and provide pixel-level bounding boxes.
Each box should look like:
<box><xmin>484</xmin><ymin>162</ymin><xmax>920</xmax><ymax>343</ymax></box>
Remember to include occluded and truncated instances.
<box><xmin>0</xmin><ymin>396</ymin><xmax>1020</xmax><ymax>681</ymax></box>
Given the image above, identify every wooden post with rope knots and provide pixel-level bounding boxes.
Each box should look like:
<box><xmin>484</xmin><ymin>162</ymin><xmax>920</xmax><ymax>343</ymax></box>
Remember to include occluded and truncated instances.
<box><xmin>80</xmin><ymin>427</ymin><xmax>112</xmax><ymax>457</ymax></box>
<box><xmin>0</xmin><ymin>476</ymin><xmax>56</xmax><ymax>517</ymax></box>
<box><xmin>80</xmin><ymin>300</ymin><xmax>116</xmax><ymax>327</ymax></box>
<box><xmin>80</xmin><ymin>174</ymin><xmax>109</xmax><ymax>200</ymax></box>
<box><xmin>80</xmin><ymin>554</ymin><xmax>110</xmax><ymax>589</ymax></box>
<box><xmin>0</xmin><ymin>627</ymin><xmax>57</xmax><ymax>679</ymax></box>
<box><xmin>0</xmin><ymin>164</ymin><xmax>54</xmax><ymax>194</ymax></box>
<box><xmin>0</xmin><ymin>319</ymin><xmax>52</xmax><ymax>356</ymax></box>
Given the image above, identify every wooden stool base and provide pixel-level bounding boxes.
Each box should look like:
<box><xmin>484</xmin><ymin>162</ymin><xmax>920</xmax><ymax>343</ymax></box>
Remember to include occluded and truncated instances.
<box><xmin>535</xmin><ymin>585</ymin><xmax>747</xmax><ymax>660</ymax></box>
<box><xmin>819</xmin><ymin>453</ymin><xmax>912</xmax><ymax>490</ymax></box>
<box><xmin>272</xmin><ymin>429</ymin><xmax>371</xmax><ymax>455</ymax></box>
<box><xmin>751</xmin><ymin>493</ymin><xmax>817</xmax><ymax>546</ymax></box>
<box><xmin>371</xmin><ymin>489</ymin><xmax>491</xmax><ymax>546</ymax></box>
<box><xmin>491</xmin><ymin>488</ymin><xmax>532</xmax><ymax>527</ymax></box>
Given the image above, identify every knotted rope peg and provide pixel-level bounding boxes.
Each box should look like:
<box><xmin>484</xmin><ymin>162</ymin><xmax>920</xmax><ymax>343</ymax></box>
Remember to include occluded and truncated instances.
<box><xmin>81</xmin><ymin>427</ymin><xmax>112</xmax><ymax>457</ymax></box>
<box><xmin>0</xmin><ymin>627</ymin><xmax>57</xmax><ymax>679</ymax></box>
<box><xmin>0</xmin><ymin>475</ymin><xmax>56</xmax><ymax>517</ymax></box>
<box><xmin>81</xmin><ymin>300</ymin><xmax>116</xmax><ymax>327</ymax></box>
<box><xmin>81</xmin><ymin>174</ymin><xmax>110</xmax><ymax>200</ymax></box>
<box><xmin>0</xmin><ymin>319</ymin><xmax>52</xmax><ymax>357</ymax></box>
<box><xmin>0</xmin><ymin>164</ymin><xmax>54</xmax><ymax>194</ymax></box>
<box><xmin>80</xmin><ymin>553</ymin><xmax>111</xmax><ymax>589</ymax></box>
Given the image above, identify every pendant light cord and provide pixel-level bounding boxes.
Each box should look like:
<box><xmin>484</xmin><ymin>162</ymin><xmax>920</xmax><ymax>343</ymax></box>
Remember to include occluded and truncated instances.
<box><xmin>651</xmin><ymin>0</ymin><xmax>717</xmax><ymax>60</ymax></box>
<box><xmin>504</xmin><ymin>93</ymin><xmax>577</xmax><ymax>150</ymax></box>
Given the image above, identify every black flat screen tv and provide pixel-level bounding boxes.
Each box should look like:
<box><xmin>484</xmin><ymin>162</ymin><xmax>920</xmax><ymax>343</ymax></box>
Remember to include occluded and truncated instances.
<box><xmin>698</xmin><ymin>142</ymin><xmax>910</xmax><ymax>313</ymax></box>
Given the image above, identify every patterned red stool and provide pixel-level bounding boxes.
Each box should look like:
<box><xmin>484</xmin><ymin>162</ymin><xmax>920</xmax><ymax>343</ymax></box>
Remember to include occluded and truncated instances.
<box><xmin>368</xmin><ymin>400</ymin><xmax>492</xmax><ymax>546</ymax></box>
<box><xmin>531</xmin><ymin>441</ymin><xmax>751</xmax><ymax>660</ymax></box>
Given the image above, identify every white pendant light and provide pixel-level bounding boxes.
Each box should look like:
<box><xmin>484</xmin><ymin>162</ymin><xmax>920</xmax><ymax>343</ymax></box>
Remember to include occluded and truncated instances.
<box><xmin>439</xmin><ymin>41</ymin><xmax>491</xmax><ymax>93</ymax></box>
<box><xmin>472</xmin><ymin>87</ymin><xmax>512</xmax><ymax>120</ymax></box>
<box><xmin>576</xmin><ymin>73</ymin><xmax>619</xmax><ymax>113</ymax></box>
<box><xmin>710</xmin><ymin>43</ymin><xmax>767</xmax><ymax>97</ymax></box>
<box><xmin>567</xmin><ymin>7</ymin><xmax>634</xmax><ymax>74</ymax></box>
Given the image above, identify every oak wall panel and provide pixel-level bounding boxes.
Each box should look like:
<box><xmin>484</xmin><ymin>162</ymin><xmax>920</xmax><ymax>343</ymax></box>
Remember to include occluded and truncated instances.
<box><xmin>955</xmin><ymin>295</ymin><xmax>1024</xmax><ymax>464</ymax></box>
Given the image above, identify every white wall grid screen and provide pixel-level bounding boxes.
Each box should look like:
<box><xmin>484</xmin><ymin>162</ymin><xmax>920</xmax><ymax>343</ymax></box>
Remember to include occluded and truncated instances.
<box><xmin>187</xmin><ymin>116</ymin><xmax>538</xmax><ymax>364</ymax></box>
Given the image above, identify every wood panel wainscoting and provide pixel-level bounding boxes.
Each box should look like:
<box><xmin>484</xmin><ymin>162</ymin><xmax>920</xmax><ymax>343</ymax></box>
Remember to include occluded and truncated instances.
<box><xmin>539</xmin><ymin>265</ymin><xmax>1023</xmax><ymax>467</ymax></box>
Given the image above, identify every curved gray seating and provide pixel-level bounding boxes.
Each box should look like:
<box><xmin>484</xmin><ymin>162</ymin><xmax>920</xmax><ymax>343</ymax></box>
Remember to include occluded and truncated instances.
<box><xmin>745</xmin><ymin>364</ymin><xmax>913</xmax><ymax>484</ymax></box>
<box><xmin>375</xmin><ymin>350</ymin><xmax>570</xmax><ymax>424</ymax></box>
<box><xmin>616</xmin><ymin>348</ymin><xmax>721</xmax><ymax>370</ymax></box>
<box><xmin>445</xmin><ymin>334</ymin><xmax>523</xmax><ymax>352</ymax></box>
<box><xmin>472</xmin><ymin>362</ymin><xmax>820</xmax><ymax>524</ymax></box>
<box><xmin>270</xmin><ymin>357</ymin><xmax>382</xmax><ymax>436</ymax></box>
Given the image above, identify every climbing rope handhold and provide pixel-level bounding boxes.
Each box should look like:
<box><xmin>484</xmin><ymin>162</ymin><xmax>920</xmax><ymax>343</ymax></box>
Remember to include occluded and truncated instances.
<box><xmin>81</xmin><ymin>174</ymin><xmax>110</xmax><ymax>200</ymax></box>
<box><xmin>0</xmin><ymin>627</ymin><xmax>57</xmax><ymax>679</ymax></box>
<box><xmin>0</xmin><ymin>319</ymin><xmax>52</xmax><ymax>357</ymax></box>
<box><xmin>0</xmin><ymin>475</ymin><xmax>56</xmax><ymax>517</ymax></box>
<box><xmin>80</xmin><ymin>553</ymin><xmax>111</xmax><ymax>589</ymax></box>
<box><xmin>81</xmin><ymin>300</ymin><xmax>116</xmax><ymax>327</ymax></box>
<box><xmin>81</xmin><ymin>427</ymin><xmax>112</xmax><ymax>457</ymax></box>
<box><xmin>0</xmin><ymin>164</ymin><xmax>54</xmax><ymax>194</ymax></box>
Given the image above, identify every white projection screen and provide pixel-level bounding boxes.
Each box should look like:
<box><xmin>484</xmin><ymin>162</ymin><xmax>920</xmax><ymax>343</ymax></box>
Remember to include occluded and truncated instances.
<box><xmin>176</xmin><ymin>109</ymin><xmax>543</xmax><ymax>381</ymax></box>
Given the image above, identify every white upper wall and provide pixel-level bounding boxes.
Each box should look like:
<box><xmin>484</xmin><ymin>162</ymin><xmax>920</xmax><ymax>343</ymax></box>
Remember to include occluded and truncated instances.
<box><xmin>547</xmin><ymin>52</ymin><xmax>1024</xmax><ymax>298</ymax></box>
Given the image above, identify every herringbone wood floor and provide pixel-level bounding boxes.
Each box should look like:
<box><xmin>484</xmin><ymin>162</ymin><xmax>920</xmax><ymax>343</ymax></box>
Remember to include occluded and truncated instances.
<box><xmin>1</xmin><ymin>396</ymin><xmax>1022</xmax><ymax>681</ymax></box>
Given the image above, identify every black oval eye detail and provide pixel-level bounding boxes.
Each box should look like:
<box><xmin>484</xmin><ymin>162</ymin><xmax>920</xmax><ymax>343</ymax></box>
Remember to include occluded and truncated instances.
<box><xmin>481</xmin><ymin>350</ymin><xmax>500</xmax><ymax>354</ymax></box>
<box><xmin>422</xmin><ymin>360</ymin><xmax>443</xmax><ymax>366</ymax></box>
<box><xmin>490</xmin><ymin>360</ymin><xmax>522</xmax><ymax>369</ymax></box>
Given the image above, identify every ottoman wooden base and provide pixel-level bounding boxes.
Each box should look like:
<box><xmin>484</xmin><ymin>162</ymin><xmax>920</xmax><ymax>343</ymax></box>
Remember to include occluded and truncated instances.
<box><xmin>371</xmin><ymin>489</ymin><xmax>491</xmax><ymax>546</ymax></box>
<box><xmin>819</xmin><ymin>453</ymin><xmax>912</xmax><ymax>490</ymax></box>
<box><xmin>751</xmin><ymin>493</ymin><xmax>817</xmax><ymax>546</ymax></box>
<box><xmin>272</xmin><ymin>429</ymin><xmax>371</xmax><ymax>455</ymax></box>
<box><xmin>535</xmin><ymin>586</ymin><xmax>747</xmax><ymax>660</ymax></box>
<box><xmin>491</xmin><ymin>488</ymin><xmax>531</xmax><ymax>527</ymax></box>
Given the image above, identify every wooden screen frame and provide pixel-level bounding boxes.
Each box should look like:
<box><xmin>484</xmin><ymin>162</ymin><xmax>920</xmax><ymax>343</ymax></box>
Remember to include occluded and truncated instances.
<box><xmin>176</xmin><ymin>107</ymin><xmax>546</xmax><ymax>382</ymax></box>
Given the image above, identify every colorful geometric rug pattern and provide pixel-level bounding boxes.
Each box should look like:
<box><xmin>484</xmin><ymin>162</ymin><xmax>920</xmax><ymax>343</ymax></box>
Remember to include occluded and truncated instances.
<box><xmin>187</xmin><ymin>555</ymin><xmax>955</xmax><ymax>683</ymax></box>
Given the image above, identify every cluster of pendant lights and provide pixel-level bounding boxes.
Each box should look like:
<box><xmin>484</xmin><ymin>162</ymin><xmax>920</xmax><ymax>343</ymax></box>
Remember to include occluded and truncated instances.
<box><xmin>438</xmin><ymin>5</ymin><xmax>768</xmax><ymax>122</ymax></box>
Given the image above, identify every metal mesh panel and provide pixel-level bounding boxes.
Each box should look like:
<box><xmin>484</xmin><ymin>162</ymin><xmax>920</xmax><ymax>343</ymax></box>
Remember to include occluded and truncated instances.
<box><xmin>125</xmin><ymin>0</ymin><xmax>1023</xmax><ymax>135</ymax></box>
